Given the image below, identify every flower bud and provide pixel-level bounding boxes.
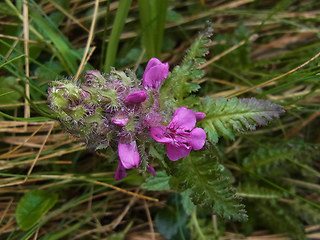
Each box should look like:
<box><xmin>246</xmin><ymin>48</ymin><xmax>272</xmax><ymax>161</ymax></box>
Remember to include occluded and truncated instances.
<box><xmin>85</xmin><ymin>70</ymin><xmax>106</xmax><ymax>85</ymax></box>
<box><xmin>69</xmin><ymin>106</ymin><xmax>86</xmax><ymax>121</ymax></box>
<box><xmin>115</xmin><ymin>70</ymin><xmax>132</xmax><ymax>86</ymax></box>
<box><xmin>63</xmin><ymin>83</ymin><xmax>81</xmax><ymax>101</ymax></box>
<box><xmin>112</xmin><ymin>112</ymin><xmax>130</xmax><ymax>126</ymax></box>
<box><xmin>49</xmin><ymin>90</ymin><xmax>69</xmax><ymax>109</ymax></box>
<box><xmin>125</xmin><ymin>91</ymin><xmax>147</xmax><ymax>103</ymax></box>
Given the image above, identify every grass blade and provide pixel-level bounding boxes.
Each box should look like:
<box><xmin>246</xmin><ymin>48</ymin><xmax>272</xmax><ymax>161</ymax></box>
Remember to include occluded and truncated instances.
<box><xmin>104</xmin><ymin>0</ymin><xmax>132</xmax><ymax>72</ymax></box>
<box><xmin>138</xmin><ymin>0</ymin><xmax>168</xmax><ymax>58</ymax></box>
<box><xmin>28</xmin><ymin>1</ymin><xmax>82</xmax><ymax>74</ymax></box>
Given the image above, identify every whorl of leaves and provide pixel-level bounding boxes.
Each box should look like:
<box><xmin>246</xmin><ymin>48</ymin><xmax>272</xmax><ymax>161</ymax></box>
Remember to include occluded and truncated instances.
<box><xmin>160</xmin><ymin>22</ymin><xmax>213</xmax><ymax>104</ymax></box>
<box><xmin>199</xmin><ymin>97</ymin><xmax>285</xmax><ymax>143</ymax></box>
<box><xmin>169</xmin><ymin>151</ymin><xmax>248</xmax><ymax>221</ymax></box>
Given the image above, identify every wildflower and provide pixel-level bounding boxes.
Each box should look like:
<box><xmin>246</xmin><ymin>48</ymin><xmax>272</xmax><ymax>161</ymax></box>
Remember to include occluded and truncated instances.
<box><xmin>114</xmin><ymin>161</ymin><xmax>127</xmax><ymax>181</ymax></box>
<box><xmin>114</xmin><ymin>140</ymin><xmax>140</xmax><ymax>180</ymax></box>
<box><xmin>112</xmin><ymin>112</ymin><xmax>129</xmax><ymax>126</ymax></box>
<box><xmin>48</xmin><ymin>58</ymin><xmax>171</xmax><ymax>180</ymax></box>
<box><xmin>146</xmin><ymin>165</ymin><xmax>156</xmax><ymax>177</ymax></box>
<box><xmin>118</xmin><ymin>140</ymin><xmax>140</xmax><ymax>168</ymax></box>
<box><xmin>195</xmin><ymin>112</ymin><xmax>206</xmax><ymax>121</ymax></box>
<box><xmin>150</xmin><ymin>107</ymin><xmax>206</xmax><ymax>161</ymax></box>
<box><xmin>125</xmin><ymin>91</ymin><xmax>147</xmax><ymax>103</ymax></box>
<box><xmin>143</xmin><ymin>58</ymin><xmax>169</xmax><ymax>90</ymax></box>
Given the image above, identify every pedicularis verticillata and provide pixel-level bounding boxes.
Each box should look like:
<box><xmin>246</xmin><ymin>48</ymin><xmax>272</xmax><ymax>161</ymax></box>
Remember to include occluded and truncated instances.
<box><xmin>48</xmin><ymin>24</ymin><xmax>285</xmax><ymax>220</ymax></box>
<box><xmin>48</xmin><ymin>58</ymin><xmax>207</xmax><ymax>180</ymax></box>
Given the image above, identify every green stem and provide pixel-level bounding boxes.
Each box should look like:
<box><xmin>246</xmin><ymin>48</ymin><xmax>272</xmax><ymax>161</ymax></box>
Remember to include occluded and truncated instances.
<box><xmin>191</xmin><ymin>209</ymin><xmax>206</xmax><ymax>240</ymax></box>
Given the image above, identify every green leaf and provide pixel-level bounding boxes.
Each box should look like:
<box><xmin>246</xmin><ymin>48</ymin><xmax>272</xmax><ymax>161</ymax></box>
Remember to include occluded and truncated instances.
<box><xmin>0</xmin><ymin>54</ymin><xmax>25</xmax><ymax>68</ymax></box>
<box><xmin>0</xmin><ymin>76</ymin><xmax>23</xmax><ymax>106</ymax></box>
<box><xmin>41</xmin><ymin>218</ymin><xmax>91</xmax><ymax>240</ymax></box>
<box><xmin>34</xmin><ymin>60</ymin><xmax>63</xmax><ymax>81</ymax></box>
<box><xmin>155</xmin><ymin>193</ymin><xmax>190</xmax><ymax>240</ymax></box>
<box><xmin>180</xmin><ymin>190</ymin><xmax>195</xmax><ymax>215</ymax></box>
<box><xmin>160</xmin><ymin>22</ymin><xmax>212</xmax><ymax>104</ymax></box>
<box><xmin>243</xmin><ymin>141</ymin><xmax>319</xmax><ymax>177</ymax></box>
<box><xmin>141</xmin><ymin>171</ymin><xmax>170</xmax><ymax>191</ymax></box>
<box><xmin>16</xmin><ymin>189</ymin><xmax>58</xmax><ymax>230</ymax></box>
<box><xmin>28</xmin><ymin>1</ymin><xmax>82</xmax><ymax>74</ymax></box>
<box><xmin>169</xmin><ymin>151</ymin><xmax>247</xmax><ymax>221</ymax></box>
<box><xmin>200</xmin><ymin>97</ymin><xmax>285</xmax><ymax>143</ymax></box>
<box><xmin>166</xmin><ymin>8</ymin><xmax>183</xmax><ymax>23</ymax></box>
<box><xmin>237</xmin><ymin>184</ymin><xmax>282</xmax><ymax>199</ymax></box>
<box><xmin>138</xmin><ymin>0</ymin><xmax>168</xmax><ymax>58</ymax></box>
<box><xmin>0</xmin><ymin>2</ymin><xmax>16</xmax><ymax>16</ymax></box>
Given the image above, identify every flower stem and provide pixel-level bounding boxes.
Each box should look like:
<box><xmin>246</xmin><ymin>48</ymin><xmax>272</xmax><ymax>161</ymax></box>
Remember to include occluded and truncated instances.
<box><xmin>191</xmin><ymin>209</ymin><xmax>206</xmax><ymax>240</ymax></box>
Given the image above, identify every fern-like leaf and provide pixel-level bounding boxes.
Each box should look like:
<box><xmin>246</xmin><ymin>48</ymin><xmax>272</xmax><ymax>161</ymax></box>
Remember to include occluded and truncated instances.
<box><xmin>200</xmin><ymin>97</ymin><xmax>285</xmax><ymax>143</ymax></box>
<box><xmin>169</xmin><ymin>151</ymin><xmax>247</xmax><ymax>221</ymax></box>
<box><xmin>243</xmin><ymin>141</ymin><xmax>319</xmax><ymax>176</ymax></box>
<box><xmin>255</xmin><ymin>202</ymin><xmax>306</xmax><ymax>240</ymax></box>
<box><xmin>160</xmin><ymin>22</ymin><xmax>213</xmax><ymax>104</ymax></box>
<box><xmin>237</xmin><ymin>184</ymin><xmax>283</xmax><ymax>199</ymax></box>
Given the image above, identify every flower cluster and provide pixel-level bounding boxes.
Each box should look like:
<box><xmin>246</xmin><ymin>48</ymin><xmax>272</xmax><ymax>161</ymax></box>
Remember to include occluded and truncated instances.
<box><xmin>48</xmin><ymin>58</ymin><xmax>206</xmax><ymax>180</ymax></box>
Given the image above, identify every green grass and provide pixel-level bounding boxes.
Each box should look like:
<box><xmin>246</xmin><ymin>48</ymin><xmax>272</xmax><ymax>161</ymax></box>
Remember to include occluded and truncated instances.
<box><xmin>0</xmin><ymin>0</ymin><xmax>320</xmax><ymax>239</ymax></box>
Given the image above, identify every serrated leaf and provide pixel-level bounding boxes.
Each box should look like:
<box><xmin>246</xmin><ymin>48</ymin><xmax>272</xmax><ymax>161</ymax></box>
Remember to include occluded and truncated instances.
<box><xmin>180</xmin><ymin>190</ymin><xmax>195</xmax><ymax>215</ymax></box>
<box><xmin>242</xmin><ymin>141</ymin><xmax>319</xmax><ymax>176</ymax></box>
<box><xmin>238</xmin><ymin>184</ymin><xmax>282</xmax><ymax>199</ymax></box>
<box><xmin>160</xmin><ymin>22</ymin><xmax>213</xmax><ymax>104</ymax></box>
<box><xmin>16</xmin><ymin>189</ymin><xmax>58</xmax><ymax>230</ymax></box>
<box><xmin>169</xmin><ymin>151</ymin><xmax>247</xmax><ymax>221</ymax></box>
<box><xmin>141</xmin><ymin>171</ymin><xmax>170</xmax><ymax>191</ymax></box>
<box><xmin>200</xmin><ymin>97</ymin><xmax>284</xmax><ymax>143</ymax></box>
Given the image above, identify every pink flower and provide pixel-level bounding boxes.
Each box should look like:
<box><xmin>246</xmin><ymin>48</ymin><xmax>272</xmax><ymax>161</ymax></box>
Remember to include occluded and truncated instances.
<box><xmin>143</xmin><ymin>58</ymin><xmax>169</xmax><ymax>90</ymax></box>
<box><xmin>113</xmin><ymin>58</ymin><xmax>170</xmax><ymax>180</ymax></box>
<box><xmin>125</xmin><ymin>91</ymin><xmax>148</xmax><ymax>103</ymax></box>
<box><xmin>112</xmin><ymin>112</ymin><xmax>130</xmax><ymax>126</ymax></box>
<box><xmin>115</xmin><ymin>139</ymin><xmax>141</xmax><ymax>180</ymax></box>
<box><xmin>118</xmin><ymin>140</ymin><xmax>140</xmax><ymax>169</ymax></box>
<box><xmin>150</xmin><ymin>107</ymin><xmax>206</xmax><ymax>161</ymax></box>
<box><xmin>195</xmin><ymin>112</ymin><xmax>206</xmax><ymax>121</ymax></box>
<box><xmin>146</xmin><ymin>165</ymin><xmax>156</xmax><ymax>177</ymax></box>
<box><xmin>114</xmin><ymin>161</ymin><xmax>127</xmax><ymax>180</ymax></box>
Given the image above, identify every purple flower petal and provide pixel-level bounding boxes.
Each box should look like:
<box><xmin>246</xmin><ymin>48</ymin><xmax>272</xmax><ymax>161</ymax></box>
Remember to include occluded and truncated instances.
<box><xmin>150</xmin><ymin>126</ymin><xmax>172</xmax><ymax>143</ymax></box>
<box><xmin>125</xmin><ymin>91</ymin><xmax>148</xmax><ymax>103</ymax></box>
<box><xmin>168</xmin><ymin>107</ymin><xmax>196</xmax><ymax>131</ymax></box>
<box><xmin>166</xmin><ymin>143</ymin><xmax>191</xmax><ymax>161</ymax></box>
<box><xmin>112</xmin><ymin>113</ymin><xmax>129</xmax><ymax>126</ymax></box>
<box><xmin>187</xmin><ymin>127</ymin><xmax>206</xmax><ymax>150</ymax></box>
<box><xmin>114</xmin><ymin>161</ymin><xmax>127</xmax><ymax>180</ymax></box>
<box><xmin>195</xmin><ymin>112</ymin><xmax>206</xmax><ymax>121</ymax></box>
<box><xmin>146</xmin><ymin>165</ymin><xmax>156</xmax><ymax>177</ymax></box>
<box><xmin>143</xmin><ymin>58</ymin><xmax>169</xmax><ymax>90</ymax></box>
<box><xmin>118</xmin><ymin>140</ymin><xmax>140</xmax><ymax>169</ymax></box>
<box><xmin>144</xmin><ymin>58</ymin><xmax>163</xmax><ymax>73</ymax></box>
